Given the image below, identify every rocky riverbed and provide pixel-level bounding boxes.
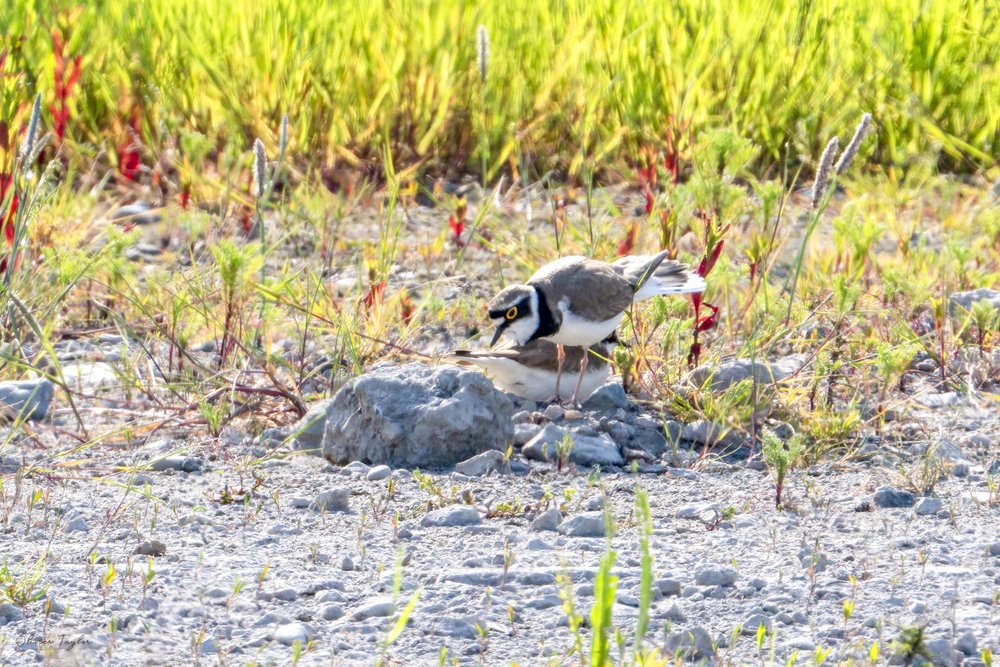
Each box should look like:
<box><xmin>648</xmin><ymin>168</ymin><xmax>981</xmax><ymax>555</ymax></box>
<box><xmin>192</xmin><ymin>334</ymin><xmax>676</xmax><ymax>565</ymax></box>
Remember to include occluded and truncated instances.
<box><xmin>1</xmin><ymin>359</ymin><xmax>998</xmax><ymax>666</ymax></box>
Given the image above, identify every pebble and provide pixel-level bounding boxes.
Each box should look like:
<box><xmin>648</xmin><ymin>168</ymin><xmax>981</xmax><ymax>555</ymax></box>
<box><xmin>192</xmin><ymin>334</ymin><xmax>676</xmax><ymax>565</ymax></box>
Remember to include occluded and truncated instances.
<box><xmin>656</xmin><ymin>578</ymin><xmax>682</xmax><ymax>596</ymax></box>
<box><xmin>583</xmin><ymin>383</ymin><xmax>629</xmax><ymax>411</ymax></box>
<box><xmin>319</xmin><ymin>604</ymin><xmax>344</xmax><ymax>621</ymax></box>
<box><xmin>873</xmin><ymin>486</ymin><xmax>915</xmax><ymax>508</ymax></box>
<box><xmin>341</xmin><ymin>556</ymin><xmax>355</xmax><ymax>571</ymax></box>
<box><xmin>420</xmin><ymin>505</ymin><xmax>481</xmax><ymax>527</ymax></box>
<box><xmin>955</xmin><ymin>631</ymin><xmax>977</xmax><ymax>656</ymax></box>
<box><xmin>366</xmin><ymin>465</ymin><xmax>391</xmax><ymax>481</ymax></box>
<box><xmin>556</xmin><ymin>512</ymin><xmax>607</xmax><ymax>538</ymax></box>
<box><xmin>314</xmin><ymin>488</ymin><xmax>351</xmax><ymax>512</ymax></box>
<box><xmin>694</xmin><ymin>565</ymin><xmax>738</xmax><ymax>587</ymax></box>
<box><xmin>148</xmin><ymin>456</ymin><xmax>203</xmax><ymax>473</ymax></box>
<box><xmin>273</xmin><ymin>622</ymin><xmax>314</xmax><ymax>646</ymax></box>
<box><xmin>133</xmin><ymin>540</ymin><xmax>167</xmax><ymax>557</ymax></box>
<box><xmin>0</xmin><ymin>378</ymin><xmax>54</xmax><ymax>421</ymax></box>
<box><xmin>530</xmin><ymin>507</ymin><xmax>563</xmax><ymax>532</ymax></box>
<box><xmin>741</xmin><ymin>613</ymin><xmax>771</xmax><ymax>635</ymax></box>
<box><xmin>454</xmin><ymin>450</ymin><xmax>509</xmax><ymax>476</ymax></box>
<box><xmin>543</xmin><ymin>404</ymin><xmax>566</xmax><ymax>421</ymax></box>
<box><xmin>352</xmin><ymin>597</ymin><xmax>394</xmax><ymax>620</ymax></box>
<box><xmin>663</xmin><ymin>625</ymin><xmax>715</xmax><ymax>660</ymax></box>
<box><xmin>514</xmin><ymin>423</ymin><xmax>542</xmax><ymax>445</ymax></box>
<box><xmin>915</xmin><ymin>497</ymin><xmax>943</xmax><ymax>516</ymax></box>
<box><xmin>925</xmin><ymin>638</ymin><xmax>956</xmax><ymax>667</ymax></box>
<box><xmin>661</xmin><ymin>602</ymin><xmax>686</xmax><ymax>621</ymax></box>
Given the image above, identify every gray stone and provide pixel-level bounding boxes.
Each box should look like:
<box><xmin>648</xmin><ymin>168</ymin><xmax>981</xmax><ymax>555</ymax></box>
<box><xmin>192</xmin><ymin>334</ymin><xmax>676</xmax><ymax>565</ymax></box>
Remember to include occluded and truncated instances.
<box><xmin>656</xmin><ymin>578</ymin><xmax>682</xmax><ymax>596</ymax></box>
<box><xmin>297</xmin><ymin>363</ymin><xmax>513</xmax><ymax>467</ymax></box>
<box><xmin>110</xmin><ymin>202</ymin><xmax>162</xmax><ymax>225</ymax></box>
<box><xmin>513</xmin><ymin>423</ymin><xmax>542</xmax><ymax>445</ymax></box>
<box><xmin>421</xmin><ymin>505</ymin><xmax>481</xmax><ymax>528</ymax></box>
<box><xmin>955</xmin><ymin>631</ymin><xmax>977</xmax><ymax>656</ymax></box>
<box><xmin>352</xmin><ymin>597</ymin><xmax>394</xmax><ymax>620</ymax></box>
<box><xmin>557</xmin><ymin>512</ymin><xmax>607</xmax><ymax>538</ymax></box>
<box><xmin>949</xmin><ymin>288</ymin><xmax>1000</xmax><ymax>317</ymax></box>
<box><xmin>0</xmin><ymin>379</ymin><xmax>54</xmax><ymax>421</ymax></box>
<box><xmin>661</xmin><ymin>602</ymin><xmax>686</xmax><ymax>621</ymax></box>
<box><xmin>522</xmin><ymin>423</ymin><xmax>622</xmax><ymax>467</ymax></box>
<box><xmin>543</xmin><ymin>404</ymin><xmax>566</xmax><ymax>421</ymax></box>
<box><xmin>319</xmin><ymin>604</ymin><xmax>344</xmax><ymax>621</ymax></box>
<box><xmin>924</xmin><ymin>638</ymin><xmax>956</xmax><ymax>667</ymax></box>
<box><xmin>663</xmin><ymin>626</ymin><xmax>715</xmax><ymax>661</ymax></box>
<box><xmin>366</xmin><ymin>465</ymin><xmax>391</xmax><ymax>481</ymax></box>
<box><xmin>314</xmin><ymin>488</ymin><xmax>351</xmax><ymax>513</ymax></box>
<box><xmin>914</xmin><ymin>497</ymin><xmax>943</xmax><ymax>516</ymax></box>
<box><xmin>147</xmin><ymin>456</ymin><xmax>202</xmax><ymax>473</ymax></box>
<box><xmin>273</xmin><ymin>622</ymin><xmax>314</xmax><ymax>646</ymax></box>
<box><xmin>681</xmin><ymin>420</ymin><xmax>744</xmax><ymax>448</ymax></box>
<box><xmin>133</xmin><ymin>540</ymin><xmax>167</xmax><ymax>557</ymax></box>
<box><xmin>64</xmin><ymin>515</ymin><xmax>88</xmax><ymax>533</ymax></box>
<box><xmin>583</xmin><ymin>383</ymin><xmax>629</xmax><ymax>411</ymax></box>
<box><xmin>694</xmin><ymin>565</ymin><xmax>737</xmax><ymax>587</ymax></box>
<box><xmin>530</xmin><ymin>507</ymin><xmax>563</xmax><ymax>532</ymax></box>
<box><xmin>798</xmin><ymin>548</ymin><xmax>828</xmax><ymax>573</ymax></box>
<box><xmin>631</xmin><ymin>425</ymin><xmax>668</xmax><ymax>457</ymax></box>
<box><xmin>341</xmin><ymin>556</ymin><xmax>355</xmax><ymax>571</ymax></box>
<box><xmin>741</xmin><ymin>613</ymin><xmax>771</xmax><ymax>635</ymax></box>
<box><xmin>676</xmin><ymin>503</ymin><xmax>717</xmax><ymax>521</ymax></box>
<box><xmin>873</xmin><ymin>486</ymin><xmax>915</xmax><ymax>508</ymax></box>
<box><xmin>989</xmin><ymin>542</ymin><xmax>1000</xmax><ymax>556</ymax></box>
<box><xmin>455</xmin><ymin>450</ymin><xmax>509</xmax><ymax>476</ymax></box>
<box><xmin>690</xmin><ymin>354</ymin><xmax>805</xmax><ymax>391</ymax></box>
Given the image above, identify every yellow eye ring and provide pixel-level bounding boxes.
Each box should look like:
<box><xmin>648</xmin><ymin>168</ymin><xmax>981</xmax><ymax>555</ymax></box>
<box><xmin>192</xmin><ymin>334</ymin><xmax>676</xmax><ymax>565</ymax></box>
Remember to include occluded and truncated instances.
<box><xmin>505</xmin><ymin>306</ymin><xmax>518</xmax><ymax>320</ymax></box>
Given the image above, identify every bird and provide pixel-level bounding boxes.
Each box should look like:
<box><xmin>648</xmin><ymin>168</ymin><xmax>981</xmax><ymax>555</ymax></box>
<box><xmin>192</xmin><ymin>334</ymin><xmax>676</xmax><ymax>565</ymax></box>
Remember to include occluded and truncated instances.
<box><xmin>486</xmin><ymin>250</ymin><xmax>705</xmax><ymax>402</ymax></box>
<box><xmin>450</xmin><ymin>336</ymin><xmax>617</xmax><ymax>403</ymax></box>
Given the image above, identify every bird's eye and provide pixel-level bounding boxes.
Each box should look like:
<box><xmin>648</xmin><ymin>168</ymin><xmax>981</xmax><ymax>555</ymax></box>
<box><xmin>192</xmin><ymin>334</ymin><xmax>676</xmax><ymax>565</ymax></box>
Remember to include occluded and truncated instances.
<box><xmin>505</xmin><ymin>307</ymin><xmax>518</xmax><ymax>320</ymax></box>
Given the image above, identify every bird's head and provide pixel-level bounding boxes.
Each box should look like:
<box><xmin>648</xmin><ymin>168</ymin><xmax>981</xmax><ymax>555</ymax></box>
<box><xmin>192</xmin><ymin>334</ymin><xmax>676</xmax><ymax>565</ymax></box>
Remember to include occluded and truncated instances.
<box><xmin>487</xmin><ymin>285</ymin><xmax>538</xmax><ymax>347</ymax></box>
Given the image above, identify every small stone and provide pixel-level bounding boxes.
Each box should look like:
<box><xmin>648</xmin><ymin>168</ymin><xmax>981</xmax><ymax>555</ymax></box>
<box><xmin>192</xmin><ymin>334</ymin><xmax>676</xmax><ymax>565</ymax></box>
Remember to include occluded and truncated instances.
<box><xmin>557</xmin><ymin>512</ymin><xmax>607</xmax><ymax>538</ymax></box>
<box><xmin>366</xmin><ymin>465</ymin><xmax>391</xmax><ymax>481</ymax></box>
<box><xmin>319</xmin><ymin>604</ymin><xmax>344</xmax><ymax>621</ymax></box>
<box><xmin>955</xmin><ymin>631</ymin><xmax>977</xmax><ymax>656</ymax></box>
<box><xmin>455</xmin><ymin>450</ymin><xmax>509</xmax><ymax>477</ymax></box>
<box><xmin>914</xmin><ymin>497</ymin><xmax>943</xmax><ymax>516</ymax></box>
<box><xmin>543</xmin><ymin>404</ymin><xmax>566</xmax><ymax>421</ymax></box>
<box><xmin>133</xmin><ymin>540</ymin><xmax>166</xmax><ymax>557</ymax></box>
<box><xmin>110</xmin><ymin>202</ymin><xmax>161</xmax><ymax>225</ymax></box>
<box><xmin>64</xmin><ymin>516</ymin><xmax>88</xmax><ymax>533</ymax></box>
<box><xmin>741</xmin><ymin>614</ymin><xmax>771</xmax><ymax>635</ymax></box>
<box><xmin>663</xmin><ymin>626</ymin><xmax>715</xmax><ymax>660</ymax></box>
<box><xmin>273</xmin><ymin>622</ymin><xmax>313</xmax><ymax>646</ymax></box>
<box><xmin>514</xmin><ymin>423</ymin><xmax>542</xmax><ymax>445</ymax></box>
<box><xmin>563</xmin><ymin>409</ymin><xmax>583</xmax><ymax>421</ymax></box>
<box><xmin>523</xmin><ymin>423</ymin><xmax>623</xmax><ymax>467</ymax></box>
<box><xmin>148</xmin><ymin>456</ymin><xmax>202</xmax><ymax>473</ymax></box>
<box><xmin>694</xmin><ymin>565</ymin><xmax>737</xmax><ymax>587</ymax></box>
<box><xmin>873</xmin><ymin>486</ymin><xmax>914</xmax><ymax>508</ymax></box>
<box><xmin>340</xmin><ymin>556</ymin><xmax>355</xmax><ymax>571</ymax></box>
<box><xmin>583</xmin><ymin>383</ymin><xmax>629</xmax><ymax>411</ymax></box>
<box><xmin>656</xmin><ymin>579</ymin><xmax>682</xmax><ymax>596</ymax></box>
<box><xmin>352</xmin><ymin>597</ymin><xmax>394</xmax><ymax>620</ymax></box>
<box><xmin>675</xmin><ymin>503</ymin><xmax>717</xmax><ymax>521</ymax></box>
<box><xmin>924</xmin><ymin>638</ymin><xmax>956</xmax><ymax>667</ymax></box>
<box><xmin>661</xmin><ymin>602</ymin><xmax>686</xmax><ymax>621</ymax></box>
<box><xmin>909</xmin><ymin>600</ymin><xmax>927</xmax><ymax>614</ymax></box>
<box><xmin>420</xmin><ymin>505</ymin><xmax>481</xmax><ymax>528</ymax></box>
<box><xmin>314</xmin><ymin>488</ymin><xmax>351</xmax><ymax>512</ymax></box>
<box><xmin>951</xmin><ymin>462</ymin><xmax>970</xmax><ymax>478</ymax></box>
<box><xmin>530</xmin><ymin>507</ymin><xmax>563</xmax><ymax>532</ymax></box>
<box><xmin>0</xmin><ymin>379</ymin><xmax>54</xmax><ymax>421</ymax></box>
<box><xmin>989</xmin><ymin>542</ymin><xmax>1000</xmax><ymax>556</ymax></box>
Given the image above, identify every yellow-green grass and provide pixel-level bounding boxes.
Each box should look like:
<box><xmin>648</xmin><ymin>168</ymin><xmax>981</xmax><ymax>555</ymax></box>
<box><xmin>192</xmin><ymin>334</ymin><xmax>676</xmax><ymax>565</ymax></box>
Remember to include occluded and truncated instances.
<box><xmin>2</xmin><ymin>0</ymin><xmax>998</xmax><ymax>181</ymax></box>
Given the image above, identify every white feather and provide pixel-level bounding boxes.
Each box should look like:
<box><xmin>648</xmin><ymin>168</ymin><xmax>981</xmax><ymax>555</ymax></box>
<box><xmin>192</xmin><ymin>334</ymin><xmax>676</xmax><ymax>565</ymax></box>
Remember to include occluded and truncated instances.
<box><xmin>633</xmin><ymin>272</ymin><xmax>706</xmax><ymax>301</ymax></box>
<box><xmin>464</xmin><ymin>356</ymin><xmax>610</xmax><ymax>402</ymax></box>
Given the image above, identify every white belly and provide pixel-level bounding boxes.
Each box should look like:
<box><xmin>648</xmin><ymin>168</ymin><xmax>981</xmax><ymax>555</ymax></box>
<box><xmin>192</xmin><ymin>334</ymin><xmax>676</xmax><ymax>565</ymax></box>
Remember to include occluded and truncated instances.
<box><xmin>545</xmin><ymin>300</ymin><xmax>622</xmax><ymax>346</ymax></box>
<box><xmin>471</xmin><ymin>357</ymin><xmax>611</xmax><ymax>402</ymax></box>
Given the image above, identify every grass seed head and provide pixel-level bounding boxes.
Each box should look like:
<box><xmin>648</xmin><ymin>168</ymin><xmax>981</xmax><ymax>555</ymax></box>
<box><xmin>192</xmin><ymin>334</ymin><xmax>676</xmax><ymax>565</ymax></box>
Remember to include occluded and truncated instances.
<box><xmin>835</xmin><ymin>112</ymin><xmax>873</xmax><ymax>175</ymax></box>
<box><xmin>811</xmin><ymin>136</ymin><xmax>840</xmax><ymax>209</ymax></box>
<box><xmin>476</xmin><ymin>25</ymin><xmax>490</xmax><ymax>84</ymax></box>
<box><xmin>253</xmin><ymin>138</ymin><xmax>267</xmax><ymax>198</ymax></box>
<box><xmin>19</xmin><ymin>93</ymin><xmax>42</xmax><ymax>163</ymax></box>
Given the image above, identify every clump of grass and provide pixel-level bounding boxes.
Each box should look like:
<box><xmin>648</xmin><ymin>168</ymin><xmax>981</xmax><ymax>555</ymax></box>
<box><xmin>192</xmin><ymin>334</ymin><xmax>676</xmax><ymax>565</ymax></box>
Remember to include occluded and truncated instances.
<box><xmin>761</xmin><ymin>430</ymin><xmax>804</xmax><ymax>508</ymax></box>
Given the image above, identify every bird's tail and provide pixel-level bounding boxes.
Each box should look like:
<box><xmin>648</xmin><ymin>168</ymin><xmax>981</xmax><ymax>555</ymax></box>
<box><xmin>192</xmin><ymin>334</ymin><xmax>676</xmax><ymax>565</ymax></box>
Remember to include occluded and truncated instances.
<box><xmin>615</xmin><ymin>252</ymin><xmax>706</xmax><ymax>300</ymax></box>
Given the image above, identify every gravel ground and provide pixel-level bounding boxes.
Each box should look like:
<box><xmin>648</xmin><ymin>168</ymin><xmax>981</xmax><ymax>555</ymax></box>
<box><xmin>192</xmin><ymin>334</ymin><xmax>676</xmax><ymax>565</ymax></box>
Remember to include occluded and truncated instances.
<box><xmin>1</xmin><ymin>391</ymin><xmax>998</xmax><ymax>666</ymax></box>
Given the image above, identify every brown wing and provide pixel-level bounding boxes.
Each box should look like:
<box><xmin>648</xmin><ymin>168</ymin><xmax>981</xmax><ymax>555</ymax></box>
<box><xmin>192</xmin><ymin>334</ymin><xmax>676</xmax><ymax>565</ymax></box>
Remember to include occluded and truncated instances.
<box><xmin>530</xmin><ymin>256</ymin><xmax>633</xmax><ymax>322</ymax></box>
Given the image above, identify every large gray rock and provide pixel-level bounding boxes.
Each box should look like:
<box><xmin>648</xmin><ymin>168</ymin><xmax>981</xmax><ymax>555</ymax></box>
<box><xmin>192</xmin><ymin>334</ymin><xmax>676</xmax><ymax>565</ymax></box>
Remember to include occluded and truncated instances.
<box><xmin>294</xmin><ymin>363</ymin><xmax>514</xmax><ymax>468</ymax></box>
<box><xmin>949</xmin><ymin>288</ymin><xmax>1000</xmax><ymax>316</ymax></box>
<box><xmin>522</xmin><ymin>423</ymin><xmax>623</xmax><ymax>467</ymax></box>
<box><xmin>691</xmin><ymin>354</ymin><xmax>806</xmax><ymax>391</ymax></box>
<box><xmin>0</xmin><ymin>378</ymin><xmax>54</xmax><ymax>421</ymax></box>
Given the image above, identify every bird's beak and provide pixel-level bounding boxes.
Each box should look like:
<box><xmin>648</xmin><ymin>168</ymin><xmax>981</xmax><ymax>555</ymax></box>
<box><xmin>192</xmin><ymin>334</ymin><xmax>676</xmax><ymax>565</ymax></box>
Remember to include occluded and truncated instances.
<box><xmin>489</xmin><ymin>324</ymin><xmax>505</xmax><ymax>348</ymax></box>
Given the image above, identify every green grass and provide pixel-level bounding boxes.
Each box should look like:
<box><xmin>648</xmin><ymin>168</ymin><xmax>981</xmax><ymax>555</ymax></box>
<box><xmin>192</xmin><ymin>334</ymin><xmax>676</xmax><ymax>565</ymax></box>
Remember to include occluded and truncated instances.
<box><xmin>2</xmin><ymin>0</ymin><xmax>998</xmax><ymax>182</ymax></box>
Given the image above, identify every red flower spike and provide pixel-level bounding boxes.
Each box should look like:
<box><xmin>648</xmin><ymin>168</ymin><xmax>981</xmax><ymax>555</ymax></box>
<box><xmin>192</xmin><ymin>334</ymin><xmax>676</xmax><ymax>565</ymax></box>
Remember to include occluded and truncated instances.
<box><xmin>363</xmin><ymin>280</ymin><xmax>386</xmax><ymax>312</ymax></box>
<box><xmin>697</xmin><ymin>239</ymin><xmax>726</xmax><ymax>278</ymax></box>
<box><xmin>618</xmin><ymin>221</ymin><xmax>638</xmax><ymax>256</ymax></box>
<box><xmin>400</xmin><ymin>293</ymin><xmax>415</xmax><ymax>325</ymax></box>
<box><xmin>696</xmin><ymin>302</ymin><xmax>719</xmax><ymax>333</ymax></box>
